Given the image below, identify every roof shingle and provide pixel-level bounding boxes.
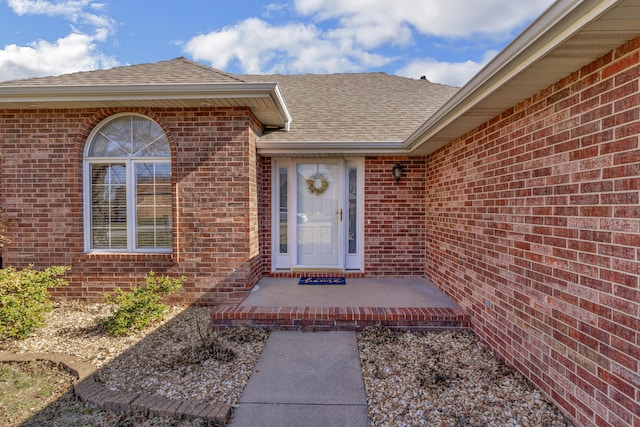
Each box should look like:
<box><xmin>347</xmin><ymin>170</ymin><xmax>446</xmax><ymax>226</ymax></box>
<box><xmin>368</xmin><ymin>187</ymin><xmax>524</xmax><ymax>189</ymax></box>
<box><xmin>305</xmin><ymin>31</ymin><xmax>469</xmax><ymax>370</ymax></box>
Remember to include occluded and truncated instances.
<box><xmin>241</xmin><ymin>72</ymin><xmax>458</xmax><ymax>143</ymax></box>
<box><xmin>0</xmin><ymin>58</ymin><xmax>459</xmax><ymax>144</ymax></box>
<box><xmin>0</xmin><ymin>57</ymin><xmax>243</xmax><ymax>86</ymax></box>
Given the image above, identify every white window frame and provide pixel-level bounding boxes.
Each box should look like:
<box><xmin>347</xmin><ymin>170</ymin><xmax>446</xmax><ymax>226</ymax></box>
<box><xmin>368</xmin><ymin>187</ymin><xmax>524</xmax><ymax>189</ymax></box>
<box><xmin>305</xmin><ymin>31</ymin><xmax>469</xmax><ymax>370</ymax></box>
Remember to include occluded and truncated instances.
<box><xmin>83</xmin><ymin>113</ymin><xmax>172</xmax><ymax>254</ymax></box>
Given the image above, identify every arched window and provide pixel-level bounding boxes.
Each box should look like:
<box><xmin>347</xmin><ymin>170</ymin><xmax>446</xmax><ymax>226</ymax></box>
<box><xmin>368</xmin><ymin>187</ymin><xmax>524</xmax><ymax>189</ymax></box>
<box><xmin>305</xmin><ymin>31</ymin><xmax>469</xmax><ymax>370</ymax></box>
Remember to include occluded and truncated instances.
<box><xmin>83</xmin><ymin>114</ymin><xmax>172</xmax><ymax>252</ymax></box>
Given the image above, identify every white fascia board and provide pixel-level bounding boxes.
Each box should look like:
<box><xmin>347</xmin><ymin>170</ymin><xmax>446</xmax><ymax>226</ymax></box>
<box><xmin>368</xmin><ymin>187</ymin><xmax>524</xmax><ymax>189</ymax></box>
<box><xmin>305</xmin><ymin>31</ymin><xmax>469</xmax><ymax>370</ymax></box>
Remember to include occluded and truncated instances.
<box><xmin>256</xmin><ymin>140</ymin><xmax>406</xmax><ymax>156</ymax></box>
<box><xmin>0</xmin><ymin>82</ymin><xmax>279</xmax><ymax>99</ymax></box>
<box><xmin>404</xmin><ymin>0</ymin><xmax>621</xmax><ymax>153</ymax></box>
<box><xmin>0</xmin><ymin>82</ymin><xmax>293</xmax><ymax>130</ymax></box>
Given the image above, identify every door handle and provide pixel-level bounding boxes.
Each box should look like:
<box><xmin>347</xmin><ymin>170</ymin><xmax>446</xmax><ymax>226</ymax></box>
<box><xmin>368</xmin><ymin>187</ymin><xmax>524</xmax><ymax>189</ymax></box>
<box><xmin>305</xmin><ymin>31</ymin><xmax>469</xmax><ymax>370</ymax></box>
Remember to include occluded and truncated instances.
<box><xmin>336</xmin><ymin>208</ymin><xmax>343</xmax><ymax>222</ymax></box>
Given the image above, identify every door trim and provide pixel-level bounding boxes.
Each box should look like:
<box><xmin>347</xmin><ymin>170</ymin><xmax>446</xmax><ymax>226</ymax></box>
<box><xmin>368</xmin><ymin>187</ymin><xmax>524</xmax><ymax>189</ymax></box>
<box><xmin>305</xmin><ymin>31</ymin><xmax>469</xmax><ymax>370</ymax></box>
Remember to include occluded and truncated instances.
<box><xmin>271</xmin><ymin>158</ymin><xmax>364</xmax><ymax>272</ymax></box>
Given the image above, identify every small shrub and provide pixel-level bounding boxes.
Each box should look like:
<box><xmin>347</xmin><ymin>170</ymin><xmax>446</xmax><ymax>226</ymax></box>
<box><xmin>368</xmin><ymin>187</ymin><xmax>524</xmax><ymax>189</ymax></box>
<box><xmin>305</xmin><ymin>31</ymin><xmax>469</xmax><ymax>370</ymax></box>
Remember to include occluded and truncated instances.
<box><xmin>0</xmin><ymin>265</ymin><xmax>70</xmax><ymax>340</ymax></box>
<box><xmin>104</xmin><ymin>271</ymin><xmax>184</xmax><ymax>336</ymax></box>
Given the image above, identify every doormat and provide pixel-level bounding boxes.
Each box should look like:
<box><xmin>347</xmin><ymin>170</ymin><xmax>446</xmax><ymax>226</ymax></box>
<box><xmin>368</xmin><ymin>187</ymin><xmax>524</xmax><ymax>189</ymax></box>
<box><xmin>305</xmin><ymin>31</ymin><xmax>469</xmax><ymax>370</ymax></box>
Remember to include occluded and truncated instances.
<box><xmin>298</xmin><ymin>277</ymin><xmax>346</xmax><ymax>285</ymax></box>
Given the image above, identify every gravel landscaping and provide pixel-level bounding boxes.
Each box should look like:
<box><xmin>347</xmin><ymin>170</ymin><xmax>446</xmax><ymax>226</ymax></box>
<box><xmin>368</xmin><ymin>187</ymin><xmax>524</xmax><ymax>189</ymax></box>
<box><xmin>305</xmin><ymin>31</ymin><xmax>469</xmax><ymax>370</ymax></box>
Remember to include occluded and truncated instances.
<box><xmin>358</xmin><ymin>324</ymin><xmax>571</xmax><ymax>426</ymax></box>
<box><xmin>1</xmin><ymin>302</ymin><xmax>572</xmax><ymax>426</ymax></box>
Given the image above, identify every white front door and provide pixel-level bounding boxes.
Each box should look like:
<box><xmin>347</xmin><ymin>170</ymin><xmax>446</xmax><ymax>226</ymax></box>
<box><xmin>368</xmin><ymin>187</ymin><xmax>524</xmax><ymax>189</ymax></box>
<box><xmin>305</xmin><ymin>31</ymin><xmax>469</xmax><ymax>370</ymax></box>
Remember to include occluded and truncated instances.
<box><xmin>272</xmin><ymin>158</ymin><xmax>363</xmax><ymax>271</ymax></box>
<box><xmin>295</xmin><ymin>162</ymin><xmax>343</xmax><ymax>267</ymax></box>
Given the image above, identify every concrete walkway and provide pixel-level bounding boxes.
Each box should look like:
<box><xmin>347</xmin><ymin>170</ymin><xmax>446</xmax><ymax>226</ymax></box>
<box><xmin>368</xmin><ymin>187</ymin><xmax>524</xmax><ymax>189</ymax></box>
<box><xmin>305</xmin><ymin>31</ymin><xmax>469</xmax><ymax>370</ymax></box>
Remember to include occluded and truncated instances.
<box><xmin>229</xmin><ymin>330</ymin><xmax>369</xmax><ymax>427</ymax></box>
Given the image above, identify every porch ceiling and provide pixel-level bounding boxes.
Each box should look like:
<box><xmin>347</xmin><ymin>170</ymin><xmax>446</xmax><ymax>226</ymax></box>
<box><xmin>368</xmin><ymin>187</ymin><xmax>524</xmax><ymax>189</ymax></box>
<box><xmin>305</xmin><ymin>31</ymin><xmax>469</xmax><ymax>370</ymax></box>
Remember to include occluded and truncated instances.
<box><xmin>407</xmin><ymin>0</ymin><xmax>640</xmax><ymax>156</ymax></box>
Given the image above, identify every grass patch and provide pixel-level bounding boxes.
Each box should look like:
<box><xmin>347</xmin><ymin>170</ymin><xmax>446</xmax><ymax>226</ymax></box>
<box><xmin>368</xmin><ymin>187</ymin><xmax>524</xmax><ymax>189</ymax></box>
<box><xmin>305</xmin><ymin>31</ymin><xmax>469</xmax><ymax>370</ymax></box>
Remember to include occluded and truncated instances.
<box><xmin>0</xmin><ymin>360</ymin><xmax>74</xmax><ymax>426</ymax></box>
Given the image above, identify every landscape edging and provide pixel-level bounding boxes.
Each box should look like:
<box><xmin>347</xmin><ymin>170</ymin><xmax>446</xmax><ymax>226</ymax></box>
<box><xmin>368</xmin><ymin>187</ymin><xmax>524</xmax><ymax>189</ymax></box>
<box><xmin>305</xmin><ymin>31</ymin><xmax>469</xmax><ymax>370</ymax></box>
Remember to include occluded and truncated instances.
<box><xmin>0</xmin><ymin>352</ymin><xmax>230</xmax><ymax>424</ymax></box>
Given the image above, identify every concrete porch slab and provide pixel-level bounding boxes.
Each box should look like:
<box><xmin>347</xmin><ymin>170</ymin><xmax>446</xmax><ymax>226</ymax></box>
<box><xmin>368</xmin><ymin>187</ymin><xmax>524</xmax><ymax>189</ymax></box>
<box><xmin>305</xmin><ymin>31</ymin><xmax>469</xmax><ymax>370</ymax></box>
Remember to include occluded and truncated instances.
<box><xmin>240</xmin><ymin>277</ymin><xmax>459</xmax><ymax>308</ymax></box>
<box><xmin>211</xmin><ymin>277</ymin><xmax>470</xmax><ymax>331</ymax></box>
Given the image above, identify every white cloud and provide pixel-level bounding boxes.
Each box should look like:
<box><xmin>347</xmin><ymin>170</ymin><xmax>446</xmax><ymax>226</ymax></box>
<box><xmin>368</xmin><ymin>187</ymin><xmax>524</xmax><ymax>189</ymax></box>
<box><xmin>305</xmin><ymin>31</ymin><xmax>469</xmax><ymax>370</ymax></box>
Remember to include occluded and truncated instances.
<box><xmin>185</xmin><ymin>18</ymin><xmax>317</xmax><ymax>73</ymax></box>
<box><xmin>0</xmin><ymin>0</ymin><xmax>118</xmax><ymax>81</ymax></box>
<box><xmin>184</xmin><ymin>0</ymin><xmax>552</xmax><ymax>77</ymax></box>
<box><xmin>397</xmin><ymin>59</ymin><xmax>481</xmax><ymax>87</ymax></box>
<box><xmin>295</xmin><ymin>0</ymin><xmax>555</xmax><ymax>40</ymax></box>
<box><xmin>397</xmin><ymin>49</ymin><xmax>500</xmax><ymax>86</ymax></box>
<box><xmin>0</xmin><ymin>32</ymin><xmax>118</xmax><ymax>81</ymax></box>
<box><xmin>184</xmin><ymin>17</ymin><xmax>391</xmax><ymax>74</ymax></box>
<box><xmin>8</xmin><ymin>0</ymin><xmax>116</xmax><ymax>34</ymax></box>
<box><xmin>8</xmin><ymin>0</ymin><xmax>88</xmax><ymax>17</ymax></box>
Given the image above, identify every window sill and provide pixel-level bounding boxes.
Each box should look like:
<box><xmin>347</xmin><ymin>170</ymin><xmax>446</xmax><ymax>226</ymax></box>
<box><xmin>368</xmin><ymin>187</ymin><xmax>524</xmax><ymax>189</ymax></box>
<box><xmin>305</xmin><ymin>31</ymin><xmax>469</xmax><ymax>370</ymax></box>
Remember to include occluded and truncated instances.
<box><xmin>83</xmin><ymin>252</ymin><xmax>174</xmax><ymax>260</ymax></box>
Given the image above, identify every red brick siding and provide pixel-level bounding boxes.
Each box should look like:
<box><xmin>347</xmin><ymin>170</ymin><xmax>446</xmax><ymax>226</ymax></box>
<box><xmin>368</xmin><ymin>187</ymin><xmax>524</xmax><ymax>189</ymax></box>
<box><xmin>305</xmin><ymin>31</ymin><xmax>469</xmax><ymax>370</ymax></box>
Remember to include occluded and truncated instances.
<box><xmin>365</xmin><ymin>157</ymin><xmax>426</xmax><ymax>276</ymax></box>
<box><xmin>258</xmin><ymin>156</ymin><xmax>272</xmax><ymax>274</ymax></box>
<box><xmin>425</xmin><ymin>37</ymin><xmax>640</xmax><ymax>426</ymax></box>
<box><xmin>0</xmin><ymin>107</ymin><xmax>262</xmax><ymax>305</ymax></box>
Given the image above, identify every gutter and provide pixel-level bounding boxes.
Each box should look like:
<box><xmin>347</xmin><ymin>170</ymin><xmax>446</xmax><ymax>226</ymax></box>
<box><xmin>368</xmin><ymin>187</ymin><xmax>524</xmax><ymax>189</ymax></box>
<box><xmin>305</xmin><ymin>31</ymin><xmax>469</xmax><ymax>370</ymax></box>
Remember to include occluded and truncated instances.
<box><xmin>269</xmin><ymin>84</ymin><xmax>292</xmax><ymax>131</ymax></box>
<box><xmin>404</xmin><ymin>0</ymin><xmax>621</xmax><ymax>153</ymax></box>
<box><xmin>256</xmin><ymin>140</ymin><xmax>406</xmax><ymax>156</ymax></box>
<box><xmin>0</xmin><ymin>82</ymin><xmax>293</xmax><ymax>131</ymax></box>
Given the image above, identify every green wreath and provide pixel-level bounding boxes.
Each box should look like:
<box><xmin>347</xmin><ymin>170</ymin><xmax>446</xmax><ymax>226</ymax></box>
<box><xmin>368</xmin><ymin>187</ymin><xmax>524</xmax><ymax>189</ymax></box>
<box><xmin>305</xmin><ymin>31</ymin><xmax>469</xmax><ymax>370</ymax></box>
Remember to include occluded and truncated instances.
<box><xmin>306</xmin><ymin>173</ymin><xmax>329</xmax><ymax>195</ymax></box>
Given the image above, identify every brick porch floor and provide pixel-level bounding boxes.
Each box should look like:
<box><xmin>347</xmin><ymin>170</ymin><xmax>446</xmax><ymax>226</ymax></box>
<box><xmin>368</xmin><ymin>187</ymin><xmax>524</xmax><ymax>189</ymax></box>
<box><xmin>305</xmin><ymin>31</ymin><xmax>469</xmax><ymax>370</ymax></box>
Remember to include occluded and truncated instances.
<box><xmin>211</xmin><ymin>277</ymin><xmax>470</xmax><ymax>331</ymax></box>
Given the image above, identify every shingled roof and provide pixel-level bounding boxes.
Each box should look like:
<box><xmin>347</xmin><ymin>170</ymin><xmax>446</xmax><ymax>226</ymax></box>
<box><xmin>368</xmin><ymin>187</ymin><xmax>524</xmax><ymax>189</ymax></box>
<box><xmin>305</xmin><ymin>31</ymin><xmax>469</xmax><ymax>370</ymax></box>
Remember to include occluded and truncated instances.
<box><xmin>0</xmin><ymin>58</ymin><xmax>458</xmax><ymax>151</ymax></box>
<box><xmin>0</xmin><ymin>58</ymin><xmax>291</xmax><ymax>129</ymax></box>
<box><xmin>241</xmin><ymin>73</ymin><xmax>458</xmax><ymax>144</ymax></box>
<box><xmin>0</xmin><ymin>57</ymin><xmax>242</xmax><ymax>86</ymax></box>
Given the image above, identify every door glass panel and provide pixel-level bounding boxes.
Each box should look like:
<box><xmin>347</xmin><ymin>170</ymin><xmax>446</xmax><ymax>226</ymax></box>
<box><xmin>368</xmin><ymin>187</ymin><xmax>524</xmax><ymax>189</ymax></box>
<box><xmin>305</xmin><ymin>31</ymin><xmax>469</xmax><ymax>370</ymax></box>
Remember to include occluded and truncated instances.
<box><xmin>348</xmin><ymin>167</ymin><xmax>358</xmax><ymax>254</ymax></box>
<box><xmin>296</xmin><ymin>163</ymin><xmax>339</xmax><ymax>266</ymax></box>
<box><xmin>279</xmin><ymin>167</ymin><xmax>288</xmax><ymax>254</ymax></box>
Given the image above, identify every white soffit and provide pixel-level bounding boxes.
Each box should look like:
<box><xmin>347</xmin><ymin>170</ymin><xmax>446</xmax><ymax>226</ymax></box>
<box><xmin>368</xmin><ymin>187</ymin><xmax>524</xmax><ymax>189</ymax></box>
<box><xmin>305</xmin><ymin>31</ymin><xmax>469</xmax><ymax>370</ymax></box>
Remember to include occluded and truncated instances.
<box><xmin>0</xmin><ymin>83</ymin><xmax>292</xmax><ymax>131</ymax></box>
<box><xmin>407</xmin><ymin>0</ymin><xmax>640</xmax><ymax>156</ymax></box>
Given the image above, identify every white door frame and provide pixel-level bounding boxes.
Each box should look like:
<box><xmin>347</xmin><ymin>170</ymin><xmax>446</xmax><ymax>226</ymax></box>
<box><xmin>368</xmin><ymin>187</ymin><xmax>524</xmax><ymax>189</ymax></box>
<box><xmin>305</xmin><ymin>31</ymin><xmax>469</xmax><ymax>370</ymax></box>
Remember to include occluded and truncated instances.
<box><xmin>272</xmin><ymin>158</ymin><xmax>364</xmax><ymax>272</ymax></box>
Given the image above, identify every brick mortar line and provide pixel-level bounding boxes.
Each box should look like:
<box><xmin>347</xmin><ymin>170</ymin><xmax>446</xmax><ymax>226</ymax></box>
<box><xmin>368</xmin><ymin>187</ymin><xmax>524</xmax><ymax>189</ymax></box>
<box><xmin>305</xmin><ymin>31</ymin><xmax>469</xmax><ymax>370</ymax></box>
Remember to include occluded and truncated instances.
<box><xmin>0</xmin><ymin>351</ymin><xmax>230</xmax><ymax>424</ymax></box>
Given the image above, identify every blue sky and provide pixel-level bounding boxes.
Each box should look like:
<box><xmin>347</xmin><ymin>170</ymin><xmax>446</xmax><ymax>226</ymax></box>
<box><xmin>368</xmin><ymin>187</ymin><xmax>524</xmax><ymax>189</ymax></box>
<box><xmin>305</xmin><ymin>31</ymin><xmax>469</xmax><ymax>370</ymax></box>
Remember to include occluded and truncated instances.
<box><xmin>0</xmin><ymin>0</ymin><xmax>554</xmax><ymax>86</ymax></box>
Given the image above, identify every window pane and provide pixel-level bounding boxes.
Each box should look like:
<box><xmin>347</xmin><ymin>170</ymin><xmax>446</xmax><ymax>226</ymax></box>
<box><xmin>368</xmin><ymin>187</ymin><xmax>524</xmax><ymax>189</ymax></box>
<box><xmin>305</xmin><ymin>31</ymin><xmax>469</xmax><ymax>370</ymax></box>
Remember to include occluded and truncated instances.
<box><xmin>88</xmin><ymin>116</ymin><xmax>170</xmax><ymax>157</ymax></box>
<box><xmin>135</xmin><ymin>162</ymin><xmax>172</xmax><ymax>248</ymax></box>
<box><xmin>90</xmin><ymin>164</ymin><xmax>127</xmax><ymax>249</ymax></box>
<box><xmin>131</xmin><ymin>117</ymin><xmax>170</xmax><ymax>156</ymax></box>
<box><xmin>90</xmin><ymin>133</ymin><xmax>129</xmax><ymax>157</ymax></box>
<box><xmin>279</xmin><ymin>167</ymin><xmax>288</xmax><ymax>254</ymax></box>
<box><xmin>348</xmin><ymin>167</ymin><xmax>358</xmax><ymax>254</ymax></box>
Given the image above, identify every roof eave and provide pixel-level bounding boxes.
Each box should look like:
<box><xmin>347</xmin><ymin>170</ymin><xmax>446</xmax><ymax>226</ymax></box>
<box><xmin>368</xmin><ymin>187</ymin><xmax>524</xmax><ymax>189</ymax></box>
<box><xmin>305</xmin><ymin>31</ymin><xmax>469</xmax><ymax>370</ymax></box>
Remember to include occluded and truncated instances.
<box><xmin>405</xmin><ymin>0</ymin><xmax>633</xmax><ymax>156</ymax></box>
<box><xmin>256</xmin><ymin>141</ymin><xmax>406</xmax><ymax>157</ymax></box>
<box><xmin>0</xmin><ymin>82</ymin><xmax>292</xmax><ymax>130</ymax></box>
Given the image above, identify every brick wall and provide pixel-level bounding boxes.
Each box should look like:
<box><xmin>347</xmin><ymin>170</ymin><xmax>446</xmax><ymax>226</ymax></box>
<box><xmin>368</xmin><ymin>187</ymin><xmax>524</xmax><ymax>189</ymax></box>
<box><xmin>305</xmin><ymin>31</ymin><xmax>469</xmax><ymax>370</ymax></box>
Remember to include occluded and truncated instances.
<box><xmin>258</xmin><ymin>156</ymin><xmax>272</xmax><ymax>274</ymax></box>
<box><xmin>365</xmin><ymin>157</ymin><xmax>426</xmax><ymax>276</ymax></box>
<box><xmin>425</xmin><ymin>37</ymin><xmax>640</xmax><ymax>426</ymax></box>
<box><xmin>0</xmin><ymin>106</ymin><xmax>262</xmax><ymax>305</ymax></box>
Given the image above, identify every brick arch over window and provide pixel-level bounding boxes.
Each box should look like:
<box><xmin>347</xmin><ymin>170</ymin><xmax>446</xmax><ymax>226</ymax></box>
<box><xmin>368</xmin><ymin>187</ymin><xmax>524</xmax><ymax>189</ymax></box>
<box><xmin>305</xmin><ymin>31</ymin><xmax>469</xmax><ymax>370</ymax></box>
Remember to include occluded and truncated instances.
<box><xmin>82</xmin><ymin>112</ymin><xmax>175</xmax><ymax>253</ymax></box>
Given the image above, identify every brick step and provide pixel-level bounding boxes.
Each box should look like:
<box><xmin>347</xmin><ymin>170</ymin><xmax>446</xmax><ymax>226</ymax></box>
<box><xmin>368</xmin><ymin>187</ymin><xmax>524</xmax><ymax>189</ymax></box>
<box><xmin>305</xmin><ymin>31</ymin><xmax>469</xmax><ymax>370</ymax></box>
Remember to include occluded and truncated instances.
<box><xmin>211</xmin><ymin>305</ymin><xmax>470</xmax><ymax>331</ymax></box>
